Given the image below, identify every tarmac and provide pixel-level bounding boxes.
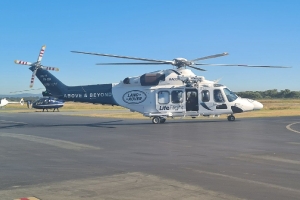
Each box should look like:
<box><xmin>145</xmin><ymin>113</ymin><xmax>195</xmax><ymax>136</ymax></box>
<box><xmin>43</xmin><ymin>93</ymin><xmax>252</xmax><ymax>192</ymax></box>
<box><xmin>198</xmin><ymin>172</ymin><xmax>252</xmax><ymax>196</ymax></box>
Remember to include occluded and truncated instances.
<box><xmin>0</xmin><ymin>112</ymin><xmax>300</xmax><ymax>200</ymax></box>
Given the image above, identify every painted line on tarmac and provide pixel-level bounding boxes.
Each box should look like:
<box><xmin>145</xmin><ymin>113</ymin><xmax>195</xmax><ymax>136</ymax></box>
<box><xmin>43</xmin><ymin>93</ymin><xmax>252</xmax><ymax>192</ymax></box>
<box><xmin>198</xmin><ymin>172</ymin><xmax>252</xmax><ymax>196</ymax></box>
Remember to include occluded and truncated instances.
<box><xmin>286</xmin><ymin>122</ymin><xmax>300</xmax><ymax>134</ymax></box>
<box><xmin>288</xmin><ymin>142</ymin><xmax>300</xmax><ymax>145</ymax></box>
<box><xmin>0</xmin><ymin>120</ymin><xmax>27</xmax><ymax>125</ymax></box>
<box><xmin>193</xmin><ymin>169</ymin><xmax>300</xmax><ymax>194</ymax></box>
<box><xmin>232</xmin><ymin>154</ymin><xmax>300</xmax><ymax>165</ymax></box>
<box><xmin>0</xmin><ymin>132</ymin><xmax>101</xmax><ymax>151</ymax></box>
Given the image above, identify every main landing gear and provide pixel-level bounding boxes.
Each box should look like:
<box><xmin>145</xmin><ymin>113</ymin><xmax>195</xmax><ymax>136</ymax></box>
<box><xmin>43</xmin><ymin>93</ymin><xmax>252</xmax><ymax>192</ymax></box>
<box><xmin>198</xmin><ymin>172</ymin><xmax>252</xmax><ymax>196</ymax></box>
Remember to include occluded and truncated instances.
<box><xmin>227</xmin><ymin>114</ymin><xmax>235</xmax><ymax>121</ymax></box>
<box><xmin>152</xmin><ymin>116</ymin><xmax>166</xmax><ymax>124</ymax></box>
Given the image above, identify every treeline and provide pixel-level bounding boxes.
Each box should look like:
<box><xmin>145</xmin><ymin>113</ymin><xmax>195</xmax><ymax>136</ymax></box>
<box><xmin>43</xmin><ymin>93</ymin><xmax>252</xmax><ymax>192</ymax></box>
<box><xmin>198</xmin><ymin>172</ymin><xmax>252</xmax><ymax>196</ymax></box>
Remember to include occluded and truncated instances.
<box><xmin>236</xmin><ymin>89</ymin><xmax>300</xmax><ymax>99</ymax></box>
<box><xmin>1</xmin><ymin>97</ymin><xmax>40</xmax><ymax>102</ymax></box>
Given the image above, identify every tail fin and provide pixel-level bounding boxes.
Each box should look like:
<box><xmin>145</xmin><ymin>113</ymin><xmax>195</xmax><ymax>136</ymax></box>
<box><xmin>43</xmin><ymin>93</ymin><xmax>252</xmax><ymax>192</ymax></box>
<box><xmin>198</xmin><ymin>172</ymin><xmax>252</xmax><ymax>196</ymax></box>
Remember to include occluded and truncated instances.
<box><xmin>20</xmin><ymin>98</ymin><xmax>24</xmax><ymax>105</ymax></box>
<box><xmin>31</xmin><ymin>66</ymin><xmax>67</xmax><ymax>98</ymax></box>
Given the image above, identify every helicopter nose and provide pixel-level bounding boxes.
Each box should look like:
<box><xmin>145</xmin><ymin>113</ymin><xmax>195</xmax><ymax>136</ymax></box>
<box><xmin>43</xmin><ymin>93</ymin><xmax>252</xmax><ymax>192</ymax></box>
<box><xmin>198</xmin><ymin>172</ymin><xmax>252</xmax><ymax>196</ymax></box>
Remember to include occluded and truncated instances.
<box><xmin>232</xmin><ymin>98</ymin><xmax>254</xmax><ymax>113</ymax></box>
<box><xmin>252</xmin><ymin>100</ymin><xmax>263</xmax><ymax>110</ymax></box>
<box><xmin>242</xmin><ymin>99</ymin><xmax>255</xmax><ymax>112</ymax></box>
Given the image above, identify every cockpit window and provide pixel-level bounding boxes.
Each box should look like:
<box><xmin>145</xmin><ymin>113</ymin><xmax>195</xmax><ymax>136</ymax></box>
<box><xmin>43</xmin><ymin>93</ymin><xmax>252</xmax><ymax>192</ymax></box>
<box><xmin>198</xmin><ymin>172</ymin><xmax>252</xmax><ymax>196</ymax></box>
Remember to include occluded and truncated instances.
<box><xmin>223</xmin><ymin>88</ymin><xmax>238</xmax><ymax>102</ymax></box>
<box><xmin>214</xmin><ymin>89</ymin><xmax>225</xmax><ymax>103</ymax></box>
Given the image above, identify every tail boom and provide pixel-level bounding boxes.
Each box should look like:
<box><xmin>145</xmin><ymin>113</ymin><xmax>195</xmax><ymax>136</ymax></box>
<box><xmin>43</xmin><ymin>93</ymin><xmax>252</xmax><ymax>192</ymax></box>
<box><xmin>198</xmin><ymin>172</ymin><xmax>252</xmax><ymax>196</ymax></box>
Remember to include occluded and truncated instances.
<box><xmin>32</xmin><ymin>67</ymin><xmax>118</xmax><ymax>105</ymax></box>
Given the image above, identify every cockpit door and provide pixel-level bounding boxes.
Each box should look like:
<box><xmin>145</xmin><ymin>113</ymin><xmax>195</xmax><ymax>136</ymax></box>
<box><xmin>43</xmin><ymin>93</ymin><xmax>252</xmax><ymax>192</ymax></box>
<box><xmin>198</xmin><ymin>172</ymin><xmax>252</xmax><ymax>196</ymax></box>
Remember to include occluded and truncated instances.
<box><xmin>213</xmin><ymin>89</ymin><xmax>228</xmax><ymax>109</ymax></box>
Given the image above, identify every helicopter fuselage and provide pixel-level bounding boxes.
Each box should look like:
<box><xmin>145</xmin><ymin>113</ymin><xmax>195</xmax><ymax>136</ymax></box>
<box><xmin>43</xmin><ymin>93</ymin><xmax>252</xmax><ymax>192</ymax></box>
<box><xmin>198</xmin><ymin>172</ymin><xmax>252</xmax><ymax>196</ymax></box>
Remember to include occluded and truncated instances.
<box><xmin>111</xmin><ymin>80</ymin><xmax>262</xmax><ymax>119</ymax></box>
<box><xmin>32</xmin><ymin>96</ymin><xmax>64</xmax><ymax>111</ymax></box>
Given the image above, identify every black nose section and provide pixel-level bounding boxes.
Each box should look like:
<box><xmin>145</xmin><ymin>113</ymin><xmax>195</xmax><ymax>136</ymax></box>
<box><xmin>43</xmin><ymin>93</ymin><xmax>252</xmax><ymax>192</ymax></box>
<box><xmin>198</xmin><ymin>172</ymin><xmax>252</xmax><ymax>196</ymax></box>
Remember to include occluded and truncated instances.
<box><xmin>231</xmin><ymin>106</ymin><xmax>243</xmax><ymax>113</ymax></box>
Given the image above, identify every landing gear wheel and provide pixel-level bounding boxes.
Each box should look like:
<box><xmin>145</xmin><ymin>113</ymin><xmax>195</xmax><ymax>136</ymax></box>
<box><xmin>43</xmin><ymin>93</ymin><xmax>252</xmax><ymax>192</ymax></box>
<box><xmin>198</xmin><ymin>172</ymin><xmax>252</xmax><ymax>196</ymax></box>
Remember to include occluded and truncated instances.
<box><xmin>160</xmin><ymin>118</ymin><xmax>166</xmax><ymax>123</ymax></box>
<box><xmin>227</xmin><ymin>115</ymin><xmax>235</xmax><ymax>121</ymax></box>
<box><xmin>152</xmin><ymin>117</ymin><xmax>161</xmax><ymax>124</ymax></box>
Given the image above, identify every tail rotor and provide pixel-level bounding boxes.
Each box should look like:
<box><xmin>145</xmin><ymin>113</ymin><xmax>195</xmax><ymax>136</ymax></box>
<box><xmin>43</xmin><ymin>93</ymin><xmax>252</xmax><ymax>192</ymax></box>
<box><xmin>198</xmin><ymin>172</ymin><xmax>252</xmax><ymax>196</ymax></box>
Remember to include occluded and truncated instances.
<box><xmin>14</xmin><ymin>45</ymin><xmax>60</xmax><ymax>88</ymax></box>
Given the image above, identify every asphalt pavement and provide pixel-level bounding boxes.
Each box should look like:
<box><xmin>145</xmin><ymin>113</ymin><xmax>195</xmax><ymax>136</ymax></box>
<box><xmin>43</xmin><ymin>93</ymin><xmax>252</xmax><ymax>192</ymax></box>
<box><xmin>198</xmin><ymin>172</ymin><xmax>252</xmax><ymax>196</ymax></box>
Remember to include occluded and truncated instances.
<box><xmin>0</xmin><ymin>112</ymin><xmax>300</xmax><ymax>200</ymax></box>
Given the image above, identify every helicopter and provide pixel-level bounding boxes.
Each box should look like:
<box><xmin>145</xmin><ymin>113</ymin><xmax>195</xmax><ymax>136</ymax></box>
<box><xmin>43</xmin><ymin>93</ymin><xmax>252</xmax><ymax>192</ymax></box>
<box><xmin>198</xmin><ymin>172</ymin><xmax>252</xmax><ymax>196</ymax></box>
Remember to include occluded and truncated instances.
<box><xmin>0</xmin><ymin>98</ymin><xmax>24</xmax><ymax>108</ymax></box>
<box><xmin>14</xmin><ymin>45</ymin><xmax>289</xmax><ymax>124</ymax></box>
<box><xmin>31</xmin><ymin>94</ymin><xmax>64</xmax><ymax>112</ymax></box>
<box><xmin>8</xmin><ymin>88</ymin><xmax>64</xmax><ymax>112</ymax></box>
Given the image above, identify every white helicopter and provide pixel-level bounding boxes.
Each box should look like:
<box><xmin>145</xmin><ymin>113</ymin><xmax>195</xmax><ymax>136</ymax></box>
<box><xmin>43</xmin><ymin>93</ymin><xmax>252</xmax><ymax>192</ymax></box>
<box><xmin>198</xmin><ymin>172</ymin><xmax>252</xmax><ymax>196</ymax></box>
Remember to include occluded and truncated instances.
<box><xmin>15</xmin><ymin>45</ymin><xmax>288</xmax><ymax>124</ymax></box>
<box><xmin>0</xmin><ymin>98</ymin><xmax>24</xmax><ymax>108</ymax></box>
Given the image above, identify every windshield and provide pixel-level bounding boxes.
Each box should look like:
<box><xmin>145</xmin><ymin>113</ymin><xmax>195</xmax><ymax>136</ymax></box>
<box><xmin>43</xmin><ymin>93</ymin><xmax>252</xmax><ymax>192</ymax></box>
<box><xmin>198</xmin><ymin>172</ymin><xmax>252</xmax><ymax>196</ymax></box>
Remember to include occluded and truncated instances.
<box><xmin>223</xmin><ymin>88</ymin><xmax>238</xmax><ymax>102</ymax></box>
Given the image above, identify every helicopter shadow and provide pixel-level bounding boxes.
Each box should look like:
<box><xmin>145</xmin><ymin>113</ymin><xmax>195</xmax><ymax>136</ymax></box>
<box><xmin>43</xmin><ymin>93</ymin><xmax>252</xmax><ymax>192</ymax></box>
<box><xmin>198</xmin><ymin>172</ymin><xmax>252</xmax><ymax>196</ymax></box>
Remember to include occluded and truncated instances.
<box><xmin>0</xmin><ymin>120</ymin><xmax>123</xmax><ymax>129</ymax></box>
<box><xmin>0</xmin><ymin>118</ymin><xmax>232</xmax><ymax>130</ymax></box>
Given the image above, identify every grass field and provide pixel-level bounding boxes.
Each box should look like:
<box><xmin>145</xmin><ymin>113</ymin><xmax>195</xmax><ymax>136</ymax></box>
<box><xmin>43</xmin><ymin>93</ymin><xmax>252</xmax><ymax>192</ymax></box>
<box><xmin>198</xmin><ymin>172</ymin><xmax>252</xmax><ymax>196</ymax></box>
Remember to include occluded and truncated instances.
<box><xmin>1</xmin><ymin>99</ymin><xmax>300</xmax><ymax>119</ymax></box>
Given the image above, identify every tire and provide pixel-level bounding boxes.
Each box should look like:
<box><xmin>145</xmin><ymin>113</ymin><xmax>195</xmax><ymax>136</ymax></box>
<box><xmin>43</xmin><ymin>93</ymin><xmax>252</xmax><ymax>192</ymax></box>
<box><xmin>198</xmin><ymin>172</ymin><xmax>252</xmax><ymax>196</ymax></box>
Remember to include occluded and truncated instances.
<box><xmin>160</xmin><ymin>118</ymin><xmax>166</xmax><ymax>123</ymax></box>
<box><xmin>152</xmin><ymin>117</ymin><xmax>161</xmax><ymax>124</ymax></box>
<box><xmin>227</xmin><ymin>115</ymin><xmax>235</xmax><ymax>121</ymax></box>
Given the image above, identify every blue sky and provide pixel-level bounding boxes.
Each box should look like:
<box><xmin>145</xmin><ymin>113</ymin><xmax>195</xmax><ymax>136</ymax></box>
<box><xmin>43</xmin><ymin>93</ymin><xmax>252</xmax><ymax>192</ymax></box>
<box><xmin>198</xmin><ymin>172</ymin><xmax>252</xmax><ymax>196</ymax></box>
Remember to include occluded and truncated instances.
<box><xmin>1</xmin><ymin>1</ymin><xmax>299</xmax><ymax>94</ymax></box>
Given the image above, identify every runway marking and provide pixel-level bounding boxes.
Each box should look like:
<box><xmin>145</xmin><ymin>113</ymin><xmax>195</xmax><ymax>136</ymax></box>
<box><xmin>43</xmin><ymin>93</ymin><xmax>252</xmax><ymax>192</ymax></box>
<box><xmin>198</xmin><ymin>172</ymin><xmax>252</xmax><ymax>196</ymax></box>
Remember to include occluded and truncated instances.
<box><xmin>288</xmin><ymin>142</ymin><xmax>300</xmax><ymax>145</ymax></box>
<box><xmin>0</xmin><ymin>172</ymin><xmax>244</xmax><ymax>200</ymax></box>
<box><xmin>0</xmin><ymin>133</ymin><xmax>100</xmax><ymax>151</ymax></box>
<box><xmin>286</xmin><ymin>122</ymin><xmax>300</xmax><ymax>134</ymax></box>
<box><xmin>0</xmin><ymin>120</ymin><xmax>27</xmax><ymax>125</ymax></box>
<box><xmin>193</xmin><ymin>170</ymin><xmax>300</xmax><ymax>194</ymax></box>
<box><xmin>231</xmin><ymin>154</ymin><xmax>300</xmax><ymax>165</ymax></box>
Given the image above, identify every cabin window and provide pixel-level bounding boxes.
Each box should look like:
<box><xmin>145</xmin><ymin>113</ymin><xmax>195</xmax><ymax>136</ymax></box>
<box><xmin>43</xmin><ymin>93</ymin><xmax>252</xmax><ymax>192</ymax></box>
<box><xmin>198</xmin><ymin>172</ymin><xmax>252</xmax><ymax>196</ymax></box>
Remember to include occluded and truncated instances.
<box><xmin>171</xmin><ymin>90</ymin><xmax>183</xmax><ymax>103</ymax></box>
<box><xmin>201</xmin><ymin>90</ymin><xmax>210</xmax><ymax>102</ymax></box>
<box><xmin>223</xmin><ymin>88</ymin><xmax>238</xmax><ymax>102</ymax></box>
<box><xmin>214</xmin><ymin>89</ymin><xmax>225</xmax><ymax>103</ymax></box>
<box><xmin>158</xmin><ymin>91</ymin><xmax>170</xmax><ymax>104</ymax></box>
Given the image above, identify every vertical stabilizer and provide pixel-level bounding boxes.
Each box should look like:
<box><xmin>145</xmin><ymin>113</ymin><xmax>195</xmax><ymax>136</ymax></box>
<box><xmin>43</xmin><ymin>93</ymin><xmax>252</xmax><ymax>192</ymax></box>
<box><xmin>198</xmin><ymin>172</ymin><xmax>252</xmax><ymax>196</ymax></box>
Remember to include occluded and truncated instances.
<box><xmin>31</xmin><ymin>66</ymin><xmax>67</xmax><ymax>98</ymax></box>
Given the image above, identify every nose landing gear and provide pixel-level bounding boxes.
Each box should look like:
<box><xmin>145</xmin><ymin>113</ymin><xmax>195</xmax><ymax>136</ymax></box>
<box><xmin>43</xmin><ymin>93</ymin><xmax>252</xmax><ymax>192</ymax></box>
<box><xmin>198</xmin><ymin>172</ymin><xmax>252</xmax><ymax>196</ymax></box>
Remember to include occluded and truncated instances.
<box><xmin>227</xmin><ymin>115</ymin><xmax>235</xmax><ymax>121</ymax></box>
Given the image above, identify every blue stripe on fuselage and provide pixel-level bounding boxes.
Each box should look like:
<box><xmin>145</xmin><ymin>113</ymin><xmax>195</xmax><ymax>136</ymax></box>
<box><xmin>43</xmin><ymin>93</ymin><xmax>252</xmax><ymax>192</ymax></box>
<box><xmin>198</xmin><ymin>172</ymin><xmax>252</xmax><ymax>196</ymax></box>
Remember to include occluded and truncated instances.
<box><xmin>62</xmin><ymin>84</ymin><xmax>118</xmax><ymax>105</ymax></box>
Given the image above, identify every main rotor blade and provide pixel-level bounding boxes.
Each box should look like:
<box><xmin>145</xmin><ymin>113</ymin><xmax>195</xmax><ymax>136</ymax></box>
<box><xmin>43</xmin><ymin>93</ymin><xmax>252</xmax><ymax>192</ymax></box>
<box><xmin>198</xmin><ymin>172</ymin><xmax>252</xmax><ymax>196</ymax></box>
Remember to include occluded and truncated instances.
<box><xmin>10</xmin><ymin>88</ymin><xmax>44</xmax><ymax>94</ymax></box>
<box><xmin>71</xmin><ymin>51</ymin><xmax>170</xmax><ymax>63</ymax></box>
<box><xmin>190</xmin><ymin>52</ymin><xmax>229</xmax><ymax>62</ymax></box>
<box><xmin>194</xmin><ymin>63</ymin><xmax>291</xmax><ymax>68</ymax></box>
<box><xmin>96</xmin><ymin>62</ymin><xmax>171</xmax><ymax>65</ymax></box>
<box><xmin>42</xmin><ymin>66</ymin><xmax>60</xmax><ymax>71</ymax></box>
<box><xmin>15</xmin><ymin>60</ymin><xmax>32</xmax><ymax>66</ymax></box>
<box><xmin>188</xmin><ymin>65</ymin><xmax>206</xmax><ymax>71</ymax></box>
<box><xmin>37</xmin><ymin>45</ymin><xmax>46</xmax><ymax>62</ymax></box>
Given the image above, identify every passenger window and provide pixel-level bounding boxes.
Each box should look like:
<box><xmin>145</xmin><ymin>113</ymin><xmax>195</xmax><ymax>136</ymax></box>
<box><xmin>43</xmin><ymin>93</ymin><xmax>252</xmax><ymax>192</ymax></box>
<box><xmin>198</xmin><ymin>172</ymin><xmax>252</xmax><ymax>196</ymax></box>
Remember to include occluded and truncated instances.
<box><xmin>201</xmin><ymin>90</ymin><xmax>210</xmax><ymax>102</ymax></box>
<box><xmin>171</xmin><ymin>90</ymin><xmax>183</xmax><ymax>103</ymax></box>
<box><xmin>158</xmin><ymin>91</ymin><xmax>170</xmax><ymax>104</ymax></box>
<box><xmin>214</xmin><ymin>89</ymin><xmax>225</xmax><ymax>103</ymax></box>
